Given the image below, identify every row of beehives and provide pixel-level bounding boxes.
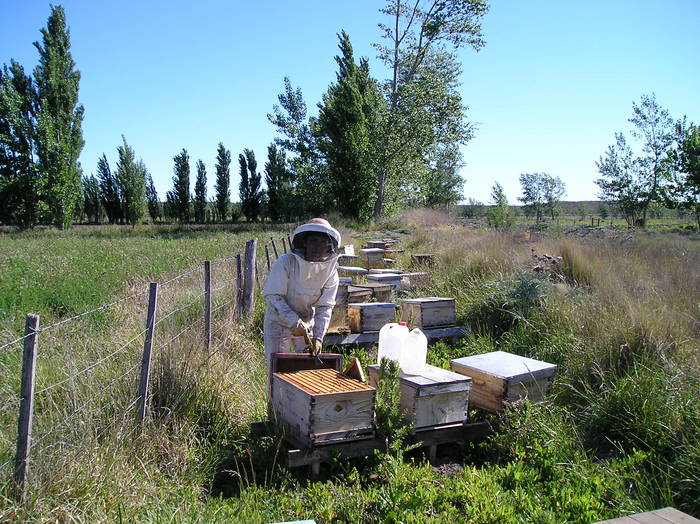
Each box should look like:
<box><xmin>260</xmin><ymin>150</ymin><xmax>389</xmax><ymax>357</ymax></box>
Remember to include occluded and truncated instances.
<box><xmin>329</xmin><ymin>288</ymin><xmax>455</xmax><ymax>334</ymax></box>
<box><xmin>271</xmin><ymin>350</ymin><xmax>558</xmax><ymax>448</ymax></box>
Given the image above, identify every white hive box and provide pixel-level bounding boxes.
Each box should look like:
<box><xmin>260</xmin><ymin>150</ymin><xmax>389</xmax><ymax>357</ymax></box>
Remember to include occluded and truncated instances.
<box><xmin>367</xmin><ymin>364</ymin><xmax>472</xmax><ymax>430</ymax></box>
<box><xmin>271</xmin><ymin>368</ymin><xmax>376</xmax><ymax>447</ymax></box>
<box><xmin>401</xmin><ymin>297</ymin><xmax>456</xmax><ymax>329</ymax></box>
<box><xmin>450</xmin><ymin>351</ymin><xmax>557</xmax><ymax>412</ymax></box>
<box><xmin>348</xmin><ymin>302</ymin><xmax>398</xmax><ymax>333</ymax></box>
<box><xmin>360</xmin><ymin>248</ymin><xmax>387</xmax><ymax>269</ymax></box>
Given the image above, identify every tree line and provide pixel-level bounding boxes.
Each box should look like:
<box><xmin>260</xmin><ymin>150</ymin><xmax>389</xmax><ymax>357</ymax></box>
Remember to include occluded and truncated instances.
<box><xmin>1</xmin><ymin>2</ymin><xmax>490</xmax><ymax>228</ymax></box>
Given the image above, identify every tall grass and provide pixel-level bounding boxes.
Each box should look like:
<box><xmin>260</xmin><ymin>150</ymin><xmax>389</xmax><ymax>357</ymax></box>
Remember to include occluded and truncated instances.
<box><xmin>1</xmin><ymin>222</ymin><xmax>698</xmax><ymax>521</ymax></box>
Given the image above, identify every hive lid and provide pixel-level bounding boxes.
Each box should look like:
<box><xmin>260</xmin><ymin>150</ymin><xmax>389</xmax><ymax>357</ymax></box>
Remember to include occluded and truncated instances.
<box><xmin>368</xmin><ymin>363</ymin><xmax>471</xmax><ymax>389</ymax></box>
<box><xmin>402</xmin><ymin>297</ymin><xmax>453</xmax><ymax>304</ymax></box>
<box><xmin>348</xmin><ymin>302</ymin><xmax>397</xmax><ymax>309</ymax></box>
<box><xmin>451</xmin><ymin>351</ymin><xmax>556</xmax><ymax>383</ymax></box>
<box><xmin>274</xmin><ymin>368</ymin><xmax>375</xmax><ymax>395</ymax></box>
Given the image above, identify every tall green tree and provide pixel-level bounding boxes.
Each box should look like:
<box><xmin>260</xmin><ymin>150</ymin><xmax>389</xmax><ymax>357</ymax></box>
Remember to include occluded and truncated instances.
<box><xmin>669</xmin><ymin>121</ymin><xmax>700</xmax><ymax>230</ymax></box>
<box><xmin>214</xmin><ymin>142</ymin><xmax>231</xmax><ymax>222</ymax></box>
<box><xmin>194</xmin><ymin>159</ymin><xmax>207</xmax><ymax>223</ymax></box>
<box><xmin>0</xmin><ymin>60</ymin><xmax>40</xmax><ymax>227</ymax></box>
<box><xmin>317</xmin><ymin>31</ymin><xmax>384</xmax><ymax>221</ymax></box>
<box><xmin>171</xmin><ymin>149</ymin><xmax>190</xmax><ymax>223</ymax></box>
<box><xmin>81</xmin><ymin>174</ymin><xmax>101</xmax><ymax>224</ymax></box>
<box><xmin>238</xmin><ymin>148</ymin><xmax>262</xmax><ymax>222</ymax></box>
<box><xmin>33</xmin><ymin>5</ymin><xmax>84</xmax><ymax>229</ymax></box>
<box><xmin>115</xmin><ymin>136</ymin><xmax>146</xmax><ymax>227</ymax></box>
<box><xmin>422</xmin><ymin>143</ymin><xmax>465</xmax><ymax>209</ymax></box>
<box><xmin>96</xmin><ymin>153</ymin><xmax>122</xmax><ymax>223</ymax></box>
<box><xmin>543</xmin><ymin>174</ymin><xmax>566</xmax><ymax>219</ymax></box>
<box><xmin>596</xmin><ymin>94</ymin><xmax>675</xmax><ymax>227</ymax></box>
<box><xmin>146</xmin><ymin>173</ymin><xmax>160</xmax><ymax>223</ymax></box>
<box><xmin>518</xmin><ymin>172</ymin><xmax>547</xmax><ymax>222</ymax></box>
<box><xmin>264</xmin><ymin>143</ymin><xmax>290</xmax><ymax>222</ymax></box>
<box><xmin>372</xmin><ymin>0</ymin><xmax>488</xmax><ymax>218</ymax></box>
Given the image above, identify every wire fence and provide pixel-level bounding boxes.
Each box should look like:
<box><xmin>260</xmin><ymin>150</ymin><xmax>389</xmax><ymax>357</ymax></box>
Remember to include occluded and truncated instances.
<box><xmin>0</xmin><ymin>233</ymin><xmax>290</xmax><ymax>501</ymax></box>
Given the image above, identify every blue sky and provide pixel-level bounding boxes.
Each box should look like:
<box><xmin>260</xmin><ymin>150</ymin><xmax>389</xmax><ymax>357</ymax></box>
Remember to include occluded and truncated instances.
<box><xmin>2</xmin><ymin>0</ymin><xmax>699</xmax><ymax>205</ymax></box>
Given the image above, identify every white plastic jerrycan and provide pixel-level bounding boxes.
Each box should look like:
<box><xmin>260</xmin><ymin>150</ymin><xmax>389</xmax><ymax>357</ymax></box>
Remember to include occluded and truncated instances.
<box><xmin>377</xmin><ymin>322</ymin><xmax>409</xmax><ymax>365</ymax></box>
<box><xmin>399</xmin><ymin>328</ymin><xmax>428</xmax><ymax>375</ymax></box>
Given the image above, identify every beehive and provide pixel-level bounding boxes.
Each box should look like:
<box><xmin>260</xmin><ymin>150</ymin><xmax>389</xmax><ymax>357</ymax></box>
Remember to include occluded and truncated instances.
<box><xmin>401</xmin><ymin>297</ymin><xmax>456</xmax><ymax>329</ymax></box>
<box><xmin>366</xmin><ymin>240</ymin><xmax>388</xmax><ymax>249</ymax></box>
<box><xmin>411</xmin><ymin>253</ymin><xmax>435</xmax><ymax>267</ymax></box>
<box><xmin>367</xmin><ymin>364</ymin><xmax>472</xmax><ymax>430</ymax></box>
<box><xmin>383</xmin><ymin>249</ymin><xmax>404</xmax><ymax>260</ymax></box>
<box><xmin>450</xmin><ymin>351</ymin><xmax>557</xmax><ymax>412</ymax></box>
<box><xmin>366</xmin><ymin>273</ymin><xmax>403</xmax><ymax>291</ymax></box>
<box><xmin>352</xmin><ymin>282</ymin><xmax>395</xmax><ymax>302</ymax></box>
<box><xmin>327</xmin><ymin>284</ymin><xmax>350</xmax><ymax>334</ymax></box>
<box><xmin>338</xmin><ymin>265</ymin><xmax>368</xmax><ymax>280</ymax></box>
<box><xmin>347</xmin><ymin>285</ymin><xmax>373</xmax><ymax>303</ymax></box>
<box><xmin>271</xmin><ymin>368</ymin><xmax>376</xmax><ymax>447</ymax></box>
<box><xmin>360</xmin><ymin>248</ymin><xmax>387</xmax><ymax>269</ymax></box>
<box><xmin>348</xmin><ymin>302</ymin><xmax>398</xmax><ymax>333</ymax></box>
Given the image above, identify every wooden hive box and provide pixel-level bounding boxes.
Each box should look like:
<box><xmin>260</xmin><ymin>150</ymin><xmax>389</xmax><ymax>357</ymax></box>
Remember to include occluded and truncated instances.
<box><xmin>366</xmin><ymin>273</ymin><xmax>403</xmax><ymax>291</ymax></box>
<box><xmin>327</xmin><ymin>284</ymin><xmax>350</xmax><ymax>334</ymax></box>
<box><xmin>411</xmin><ymin>253</ymin><xmax>435</xmax><ymax>267</ymax></box>
<box><xmin>368</xmin><ymin>268</ymin><xmax>403</xmax><ymax>274</ymax></box>
<box><xmin>383</xmin><ymin>249</ymin><xmax>405</xmax><ymax>260</ymax></box>
<box><xmin>450</xmin><ymin>351</ymin><xmax>557</xmax><ymax>413</ymax></box>
<box><xmin>352</xmin><ymin>282</ymin><xmax>395</xmax><ymax>302</ymax></box>
<box><xmin>347</xmin><ymin>285</ymin><xmax>373</xmax><ymax>303</ymax></box>
<box><xmin>367</xmin><ymin>364</ymin><xmax>472</xmax><ymax>431</ymax></box>
<box><xmin>401</xmin><ymin>297</ymin><xmax>456</xmax><ymax>329</ymax></box>
<box><xmin>366</xmin><ymin>240</ymin><xmax>388</xmax><ymax>249</ymax></box>
<box><xmin>360</xmin><ymin>248</ymin><xmax>387</xmax><ymax>269</ymax></box>
<box><xmin>338</xmin><ymin>265</ymin><xmax>368</xmax><ymax>280</ymax></box>
<box><xmin>348</xmin><ymin>302</ymin><xmax>398</xmax><ymax>333</ymax></box>
<box><xmin>271</xmin><ymin>368</ymin><xmax>376</xmax><ymax>448</ymax></box>
<box><xmin>338</xmin><ymin>254</ymin><xmax>359</xmax><ymax>265</ymax></box>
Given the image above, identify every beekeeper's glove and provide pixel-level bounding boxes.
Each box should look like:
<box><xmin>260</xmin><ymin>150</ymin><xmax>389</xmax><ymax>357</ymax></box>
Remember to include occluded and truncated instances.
<box><xmin>311</xmin><ymin>338</ymin><xmax>323</xmax><ymax>356</ymax></box>
<box><xmin>291</xmin><ymin>319</ymin><xmax>312</xmax><ymax>337</ymax></box>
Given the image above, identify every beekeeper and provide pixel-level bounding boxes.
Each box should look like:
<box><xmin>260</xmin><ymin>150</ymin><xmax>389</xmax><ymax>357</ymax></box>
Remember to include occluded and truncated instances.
<box><xmin>262</xmin><ymin>218</ymin><xmax>341</xmax><ymax>374</ymax></box>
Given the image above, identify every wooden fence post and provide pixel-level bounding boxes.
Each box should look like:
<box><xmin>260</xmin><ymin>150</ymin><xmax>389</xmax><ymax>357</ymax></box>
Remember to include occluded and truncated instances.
<box><xmin>287</xmin><ymin>234</ymin><xmax>292</xmax><ymax>250</ymax></box>
<box><xmin>265</xmin><ymin>244</ymin><xmax>271</xmax><ymax>272</ymax></box>
<box><xmin>15</xmin><ymin>314</ymin><xmax>39</xmax><ymax>503</ymax></box>
<box><xmin>137</xmin><ymin>282</ymin><xmax>158</xmax><ymax>427</ymax></box>
<box><xmin>236</xmin><ymin>254</ymin><xmax>243</xmax><ymax>316</ymax></box>
<box><xmin>243</xmin><ymin>239</ymin><xmax>257</xmax><ymax>317</ymax></box>
<box><xmin>204</xmin><ymin>261</ymin><xmax>211</xmax><ymax>354</ymax></box>
<box><xmin>281</xmin><ymin>237</ymin><xmax>288</xmax><ymax>254</ymax></box>
<box><xmin>270</xmin><ymin>237</ymin><xmax>279</xmax><ymax>259</ymax></box>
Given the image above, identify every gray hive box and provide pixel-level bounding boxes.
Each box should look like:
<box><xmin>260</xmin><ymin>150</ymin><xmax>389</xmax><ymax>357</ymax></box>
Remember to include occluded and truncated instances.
<box><xmin>401</xmin><ymin>297</ymin><xmax>456</xmax><ymax>329</ymax></box>
<box><xmin>367</xmin><ymin>364</ymin><xmax>472</xmax><ymax>430</ymax></box>
<box><xmin>366</xmin><ymin>272</ymin><xmax>403</xmax><ymax>291</ymax></box>
<box><xmin>450</xmin><ymin>351</ymin><xmax>557</xmax><ymax>412</ymax></box>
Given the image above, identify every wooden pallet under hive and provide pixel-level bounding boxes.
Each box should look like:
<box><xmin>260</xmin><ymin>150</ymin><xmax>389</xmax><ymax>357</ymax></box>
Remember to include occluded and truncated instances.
<box><xmin>271</xmin><ymin>368</ymin><xmax>376</xmax><ymax>448</ymax></box>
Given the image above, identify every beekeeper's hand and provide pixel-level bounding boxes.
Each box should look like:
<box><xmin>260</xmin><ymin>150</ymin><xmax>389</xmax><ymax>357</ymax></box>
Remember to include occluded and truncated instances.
<box><xmin>311</xmin><ymin>338</ymin><xmax>323</xmax><ymax>356</ymax></box>
<box><xmin>291</xmin><ymin>319</ymin><xmax>312</xmax><ymax>337</ymax></box>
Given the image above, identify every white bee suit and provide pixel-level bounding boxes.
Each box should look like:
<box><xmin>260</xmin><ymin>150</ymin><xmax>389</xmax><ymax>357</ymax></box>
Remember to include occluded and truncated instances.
<box><xmin>262</xmin><ymin>252</ymin><xmax>339</xmax><ymax>372</ymax></box>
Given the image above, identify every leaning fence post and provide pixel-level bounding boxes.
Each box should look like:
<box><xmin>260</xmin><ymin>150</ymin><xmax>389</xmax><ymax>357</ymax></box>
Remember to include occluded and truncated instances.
<box><xmin>281</xmin><ymin>237</ymin><xmax>288</xmax><ymax>254</ymax></box>
<box><xmin>243</xmin><ymin>239</ymin><xmax>257</xmax><ymax>317</ymax></box>
<box><xmin>204</xmin><ymin>261</ymin><xmax>211</xmax><ymax>354</ymax></box>
<box><xmin>287</xmin><ymin>234</ymin><xmax>292</xmax><ymax>250</ymax></box>
<box><xmin>270</xmin><ymin>237</ymin><xmax>279</xmax><ymax>259</ymax></box>
<box><xmin>137</xmin><ymin>282</ymin><xmax>158</xmax><ymax>427</ymax></box>
<box><xmin>265</xmin><ymin>244</ymin><xmax>271</xmax><ymax>272</ymax></box>
<box><xmin>235</xmin><ymin>254</ymin><xmax>243</xmax><ymax>317</ymax></box>
<box><xmin>15</xmin><ymin>313</ymin><xmax>39</xmax><ymax>503</ymax></box>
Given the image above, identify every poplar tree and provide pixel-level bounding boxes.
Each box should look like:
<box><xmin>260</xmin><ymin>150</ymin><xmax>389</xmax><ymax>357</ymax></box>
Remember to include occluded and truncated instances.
<box><xmin>33</xmin><ymin>5</ymin><xmax>84</xmax><ymax>229</ymax></box>
<box><xmin>214</xmin><ymin>142</ymin><xmax>231</xmax><ymax>222</ymax></box>
<box><xmin>264</xmin><ymin>143</ymin><xmax>289</xmax><ymax>222</ymax></box>
<box><xmin>194</xmin><ymin>159</ymin><xmax>207</xmax><ymax>223</ymax></box>
<box><xmin>146</xmin><ymin>173</ymin><xmax>160</xmax><ymax>222</ymax></box>
<box><xmin>171</xmin><ymin>149</ymin><xmax>190</xmax><ymax>223</ymax></box>
<box><xmin>239</xmin><ymin>148</ymin><xmax>262</xmax><ymax>222</ymax></box>
<box><xmin>96</xmin><ymin>153</ymin><xmax>121</xmax><ymax>223</ymax></box>
<box><xmin>115</xmin><ymin>136</ymin><xmax>146</xmax><ymax>227</ymax></box>
<box><xmin>0</xmin><ymin>61</ymin><xmax>40</xmax><ymax>228</ymax></box>
<box><xmin>81</xmin><ymin>174</ymin><xmax>101</xmax><ymax>224</ymax></box>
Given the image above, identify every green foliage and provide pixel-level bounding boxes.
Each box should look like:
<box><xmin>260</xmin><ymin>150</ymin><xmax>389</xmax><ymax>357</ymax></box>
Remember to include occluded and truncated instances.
<box><xmin>81</xmin><ymin>174</ymin><xmax>101</xmax><ymax>224</ymax></box>
<box><xmin>97</xmin><ymin>153</ymin><xmax>122</xmax><ymax>224</ymax></box>
<box><xmin>264</xmin><ymin>143</ymin><xmax>291</xmax><ymax>222</ymax></box>
<box><xmin>316</xmin><ymin>31</ymin><xmax>383</xmax><ymax>222</ymax></box>
<box><xmin>115</xmin><ymin>136</ymin><xmax>147</xmax><ymax>227</ymax></box>
<box><xmin>374</xmin><ymin>358</ymin><xmax>413</xmax><ymax>452</ymax></box>
<box><xmin>239</xmin><ymin>148</ymin><xmax>263</xmax><ymax>222</ymax></box>
<box><xmin>194</xmin><ymin>159</ymin><xmax>207</xmax><ymax>223</ymax></box>
<box><xmin>170</xmin><ymin>149</ymin><xmax>191</xmax><ymax>223</ymax></box>
<box><xmin>669</xmin><ymin>121</ymin><xmax>700</xmax><ymax>229</ymax></box>
<box><xmin>487</xmin><ymin>181</ymin><xmax>514</xmax><ymax>229</ymax></box>
<box><xmin>518</xmin><ymin>172</ymin><xmax>565</xmax><ymax>222</ymax></box>
<box><xmin>33</xmin><ymin>5</ymin><xmax>84</xmax><ymax>229</ymax></box>
<box><xmin>214</xmin><ymin>142</ymin><xmax>231</xmax><ymax>222</ymax></box>
<box><xmin>145</xmin><ymin>173</ymin><xmax>160</xmax><ymax>222</ymax></box>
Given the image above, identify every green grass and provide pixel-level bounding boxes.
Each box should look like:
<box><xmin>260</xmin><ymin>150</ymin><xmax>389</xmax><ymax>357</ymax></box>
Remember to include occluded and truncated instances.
<box><xmin>1</xmin><ymin>220</ymin><xmax>699</xmax><ymax>522</ymax></box>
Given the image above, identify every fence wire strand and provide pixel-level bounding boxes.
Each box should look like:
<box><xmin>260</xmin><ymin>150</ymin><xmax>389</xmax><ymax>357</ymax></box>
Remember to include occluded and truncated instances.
<box><xmin>35</xmin><ymin>328</ymin><xmax>148</xmax><ymax>396</ymax></box>
<box><xmin>155</xmin><ymin>291</ymin><xmax>206</xmax><ymax>327</ymax></box>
